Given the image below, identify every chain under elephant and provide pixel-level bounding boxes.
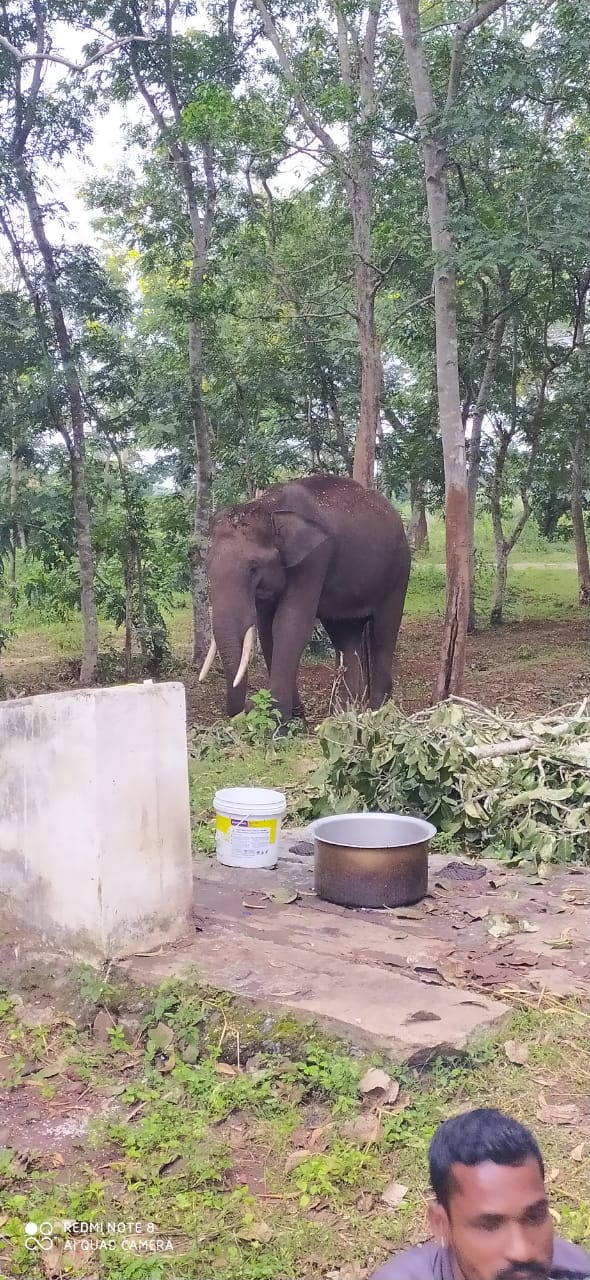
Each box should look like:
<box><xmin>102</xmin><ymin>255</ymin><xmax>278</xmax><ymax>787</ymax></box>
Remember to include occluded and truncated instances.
<box><xmin>199</xmin><ymin>474</ymin><xmax>411</xmax><ymax>726</ymax></box>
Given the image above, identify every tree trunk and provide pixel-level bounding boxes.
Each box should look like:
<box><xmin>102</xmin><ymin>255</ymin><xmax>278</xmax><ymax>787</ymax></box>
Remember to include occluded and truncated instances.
<box><xmin>349</xmin><ymin>164</ymin><xmax>381</xmax><ymax>489</ymax></box>
<box><xmin>407</xmin><ymin>479</ymin><xmax>429</xmax><ymax>550</ymax></box>
<box><xmin>397</xmin><ymin>0</ymin><xmax>469</xmax><ymax>699</ymax></box>
<box><xmin>187</xmin><ymin>306</ymin><xmax>213</xmax><ymax>665</ymax></box>
<box><xmin>135</xmin><ymin>546</ymin><xmax>147</xmax><ymax>658</ymax></box>
<box><xmin>467</xmin><ymin>295</ymin><xmax>509</xmax><ymax>631</ymax></box>
<box><xmin>127</xmin><ymin>37</ymin><xmax>216</xmax><ymax>668</ymax></box>
<box><xmin>16</xmin><ymin>161</ymin><xmax>99</xmax><ymax>683</ymax></box>
<box><xmin>123</xmin><ymin>551</ymin><xmax>134</xmax><ymax>678</ymax></box>
<box><xmin>8</xmin><ymin>439</ymin><xmax>18</xmax><ymax>618</ymax></box>
<box><xmin>491</xmin><ymin>542</ymin><xmax>508</xmax><ymax>625</ymax></box>
<box><xmin>570</xmin><ymin>433</ymin><xmax>590</xmax><ymax>606</ymax></box>
<box><xmin>69</xmin><ymin>443</ymin><xmax>100</xmax><ymax>683</ymax></box>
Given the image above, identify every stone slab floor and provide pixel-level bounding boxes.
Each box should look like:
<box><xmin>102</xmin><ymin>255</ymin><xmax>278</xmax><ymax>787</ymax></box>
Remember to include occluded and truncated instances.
<box><xmin>118</xmin><ymin>839</ymin><xmax>590</xmax><ymax>1064</ymax></box>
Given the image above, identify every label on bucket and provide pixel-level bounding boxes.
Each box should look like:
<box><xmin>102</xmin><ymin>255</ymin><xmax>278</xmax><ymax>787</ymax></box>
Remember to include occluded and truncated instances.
<box><xmin>216</xmin><ymin>815</ymin><xmax>278</xmax><ymax>858</ymax></box>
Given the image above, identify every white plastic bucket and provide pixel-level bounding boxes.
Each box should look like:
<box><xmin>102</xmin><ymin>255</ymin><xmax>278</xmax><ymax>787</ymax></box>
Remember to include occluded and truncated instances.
<box><xmin>214</xmin><ymin>787</ymin><xmax>287</xmax><ymax>869</ymax></box>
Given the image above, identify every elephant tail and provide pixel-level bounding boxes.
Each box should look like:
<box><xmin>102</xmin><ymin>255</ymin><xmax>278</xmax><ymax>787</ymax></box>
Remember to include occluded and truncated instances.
<box><xmin>360</xmin><ymin>620</ymin><xmax>372</xmax><ymax>707</ymax></box>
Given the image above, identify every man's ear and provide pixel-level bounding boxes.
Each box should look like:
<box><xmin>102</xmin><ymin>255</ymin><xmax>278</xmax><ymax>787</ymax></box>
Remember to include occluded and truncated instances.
<box><xmin>427</xmin><ymin>1199</ymin><xmax>450</xmax><ymax>1248</ymax></box>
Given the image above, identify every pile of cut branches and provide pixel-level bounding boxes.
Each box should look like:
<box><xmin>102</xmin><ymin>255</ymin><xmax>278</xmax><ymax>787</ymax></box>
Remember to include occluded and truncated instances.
<box><xmin>304</xmin><ymin>698</ymin><xmax>590</xmax><ymax>872</ymax></box>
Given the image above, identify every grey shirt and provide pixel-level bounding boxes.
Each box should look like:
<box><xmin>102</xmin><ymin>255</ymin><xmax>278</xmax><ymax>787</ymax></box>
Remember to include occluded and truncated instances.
<box><xmin>369</xmin><ymin>1237</ymin><xmax>590</xmax><ymax>1280</ymax></box>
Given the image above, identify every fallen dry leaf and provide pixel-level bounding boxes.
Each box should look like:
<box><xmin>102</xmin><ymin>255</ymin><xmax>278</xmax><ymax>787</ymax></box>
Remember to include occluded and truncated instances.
<box><xmin>159</xmin><ymin>1155</ymin><xmax>187</xmax><ymax>1177</ymax></box>
<box><xmin>487</xmin><ymin>913</ymin><xmax>520</xmax><ymax>939</ymax></box>
<box><xmin>40</xmin><ymin>1245</ymin><xmax>62</xmax><ymax>1279</ymax></box>
<box><xmin>342</xmin><ymin>1113</ymin><xmax>381</xmax><ymax>1146</ymax></box>
<box><xmin>149</xmin><ymin>1022</ymin><xmax>174</xmax><ymax>1051</ymax></box>
<box><xmin>328</xmin><ymin>1265</ymin><xmax>368</xmax><ymax>1280</ymax></box>
<box><xmin>265</xmin><ymin>886</ymin><xmax>299</xmax><ymax>905</ymax></box>
<box><xmin>404</xmin><ymin>1010</ymin><xmax>442</xmax><ymax>1024</ymax></box>
<box><xmin>237</xmin><ymin>1220</ymin><xmax>273</xmax><ymax>1244</ymax></box>
<box><xmin>562</xmin><ymin>888</ymin><xmax>590</xmax><ymax>907</ymax></box>
<box><xmin>571</xmin><ymin>1142</ymin><xmax>586</xmax><ymax>1162</ymax></box>
<box><xmin>504</xmin><ymin>1040</ymin><xmax>529</xmax><ymax>1066</ymax></box>
<box><xmin>381</xmin><ymin>1181</ymin><xmax>408</xmax><ymax>1211</ymax></box>
<box><xmin>215</xmin><ymin>1062</ymin><xmax>239</xmax><ymax>1077</ymax></box>
<box><xmin>309</xmin><ymin>1122</ymin><xmax>333</xmax><ymax>1151</ymax></box>
<box><xmin>92</xmin><ymin>1009</ymin><xmax>113</xmax><ymax>1043</ymax></box>
<box><xmin>359</xmin><ymin>1067</ymin><xmax>391</xmax><ymax>1095</ymax></box>
<box><xmin>545</xmin><ymin>929</ymin><xmax>574</xmax><ymax>950</ymax></box>
<box><xmin>358</xmin><ymin>1068</ymin><xmax>399</xmax><ymax>1107</ymax></box>
<box><xmin>438</xmin><ymin>959</ymin><xmax>468</xmax><ymax>985</ymax></box>
<box><xmin>242</xmin><ymin>893</ymin><xmax>269</xmax><ymax>910</ymax></box>
<box><xmin>536</xmin><ymin>1095</ymin><xmax>581</xmax><ymax>1126</ymax></box>
<box><xmin>285</xmin><ymin>1149</ymin><xmax>312</xmax><ymax>1173</ymax></box>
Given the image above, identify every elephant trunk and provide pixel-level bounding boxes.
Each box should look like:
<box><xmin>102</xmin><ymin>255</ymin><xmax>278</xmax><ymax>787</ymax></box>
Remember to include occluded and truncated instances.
<box><xmin>210</xmin><ymin>592</ymin><xmax>256</xmax><ymax>717</ymax></box>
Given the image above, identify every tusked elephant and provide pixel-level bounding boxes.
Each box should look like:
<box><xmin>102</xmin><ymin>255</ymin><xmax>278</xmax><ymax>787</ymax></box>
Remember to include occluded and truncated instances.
<box><xmin>199</xmin><ymin>474</ymin><xmax>411</xmax><ymax>724</ymax></box>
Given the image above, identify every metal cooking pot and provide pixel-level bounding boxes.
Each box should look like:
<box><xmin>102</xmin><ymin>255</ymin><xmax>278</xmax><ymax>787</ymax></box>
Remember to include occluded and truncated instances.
<box><xmin>309</xmin><ymin>812</ymin><xmax>437</xmax><ymax>909</ymax></box>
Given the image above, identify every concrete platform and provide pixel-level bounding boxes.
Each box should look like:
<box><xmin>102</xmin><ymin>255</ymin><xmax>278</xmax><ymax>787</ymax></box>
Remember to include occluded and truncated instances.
<box><xmin>116</xmin><ymin>837</ymin><xmax>590</xmax><ymax>1062</ymax></box>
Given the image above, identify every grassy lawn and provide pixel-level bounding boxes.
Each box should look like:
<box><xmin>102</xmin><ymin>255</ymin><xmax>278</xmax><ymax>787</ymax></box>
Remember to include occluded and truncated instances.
<box><xmin>0</xmin><ymin>973</ymin><xmax>589</xmax><ymax>1280</ymax></box>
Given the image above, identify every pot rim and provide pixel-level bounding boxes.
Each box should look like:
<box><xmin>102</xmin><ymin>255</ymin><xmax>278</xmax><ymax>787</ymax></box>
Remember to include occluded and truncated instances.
<box><xmin>308</xmin><ymin>811</ymin><xmax>437</xmax><ymax>849</ymax></box>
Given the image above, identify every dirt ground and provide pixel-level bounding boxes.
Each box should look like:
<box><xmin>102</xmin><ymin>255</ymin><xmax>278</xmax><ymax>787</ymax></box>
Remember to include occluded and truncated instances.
<box><xmin>1</xmin><ymin>616</ymin><xmax>589</xmax><ymax>726</ymax></box>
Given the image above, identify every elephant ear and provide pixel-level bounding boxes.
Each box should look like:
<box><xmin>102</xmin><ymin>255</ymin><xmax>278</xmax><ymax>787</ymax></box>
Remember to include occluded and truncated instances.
<box><xmin>273</xmin><ymin>509</ymin><xmax>330</xmax><ymax>568</ymax></box>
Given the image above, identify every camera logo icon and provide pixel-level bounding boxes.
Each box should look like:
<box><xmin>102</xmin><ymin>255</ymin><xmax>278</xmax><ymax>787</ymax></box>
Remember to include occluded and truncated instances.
<box><xmin>25</xmin><ymin>1222</ymin><xmax>54</xmax><ymax>1251</ymax></box>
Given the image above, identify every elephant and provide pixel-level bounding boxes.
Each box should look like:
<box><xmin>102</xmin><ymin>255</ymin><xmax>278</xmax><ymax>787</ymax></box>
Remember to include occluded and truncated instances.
<box><xmin>199</xmin><ymin>474</ymin><xmax>411</xmax><ymax>724</ymax></box>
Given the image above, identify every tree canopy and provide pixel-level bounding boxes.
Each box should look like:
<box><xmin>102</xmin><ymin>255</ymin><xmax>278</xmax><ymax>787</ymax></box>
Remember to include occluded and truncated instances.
<box><xmin>1</xmin><ymin>0</ymin><xmax>589</xmax><ymax>690</ymax></box>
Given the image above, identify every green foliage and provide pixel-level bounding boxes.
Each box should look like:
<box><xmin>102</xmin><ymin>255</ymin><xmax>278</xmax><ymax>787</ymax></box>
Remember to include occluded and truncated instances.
<box><xmin>305</xmin><ymin>699</ymin><xmax>590</xmax><ymax>871</ymax></box>
<box><xmin>182</xmin><ymin>86</ymin><xmax>238</xmax><ymax>144</ymax></box>
<box><xmin>289</xmin><ymin>1042</ymin><xmax>361</xmax><ymax>1104</ymax></box>
<box><xmin>290</xmin><ymin>1144</ymin><xmax>370</xmax><ymax>1207</ymax></box>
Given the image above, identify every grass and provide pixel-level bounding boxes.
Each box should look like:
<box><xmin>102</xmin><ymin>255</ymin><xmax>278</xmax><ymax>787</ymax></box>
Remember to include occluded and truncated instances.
<box><xmin>0</xmin><ymin>511</ymin><xmax>585</xmax><ymax>670</ymax></box>
<box><xmin>189</xmin><ymin>731</ymin><xmax>318</xmax><ymax>854</ymax></box>
<box><xmin>0</xmin><ymin>975</ymin><xmax>588</xmax><ymax>1280</ymax></box>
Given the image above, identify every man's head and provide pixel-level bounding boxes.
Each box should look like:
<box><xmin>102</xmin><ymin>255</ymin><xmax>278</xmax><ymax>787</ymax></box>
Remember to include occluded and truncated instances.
<box><xmin>427</xmin><ymin>1108</ymin><xmax>553</xmax><ymax>1280</ymax></box>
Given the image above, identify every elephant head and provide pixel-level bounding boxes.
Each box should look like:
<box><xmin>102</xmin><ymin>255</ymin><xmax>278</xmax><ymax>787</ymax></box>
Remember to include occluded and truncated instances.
<box><xmin>199</xmin><ymin>494</ymin><xmax>330</xmax><ymax>716</ymax></box>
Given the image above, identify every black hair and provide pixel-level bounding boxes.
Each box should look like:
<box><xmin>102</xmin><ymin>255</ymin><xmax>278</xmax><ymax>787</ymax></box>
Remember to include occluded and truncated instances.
<box><xmin>429</xmin><ymin>1108</ymin><xmax>545</xmax><ymax>1209</ymax></box>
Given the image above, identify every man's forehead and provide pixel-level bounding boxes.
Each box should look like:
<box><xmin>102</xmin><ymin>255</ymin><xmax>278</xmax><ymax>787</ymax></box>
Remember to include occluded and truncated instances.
<box><xmin>449</xmin><ymin>1155</ymin><xmax>545</xmax><ymax>1205</ymax></box>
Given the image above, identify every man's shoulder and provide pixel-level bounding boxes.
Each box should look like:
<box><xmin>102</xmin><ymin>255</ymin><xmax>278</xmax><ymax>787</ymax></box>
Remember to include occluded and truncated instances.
<box><xmin>553</xmin><ymin>1236</ymin><xmax>590</xmax><ymax>1273</ymax></box>
<box><xmin>368</xmin><ymin>1242</ymin><xmax>448</xmax><ymax>1280</ymax></box>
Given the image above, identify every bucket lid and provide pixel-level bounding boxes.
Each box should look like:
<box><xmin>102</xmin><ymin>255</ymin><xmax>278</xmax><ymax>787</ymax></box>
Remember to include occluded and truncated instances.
<box><xmin>214</xmin><ymin>786</ymin><xmax>287</xmax><ymax>816</ymax></box>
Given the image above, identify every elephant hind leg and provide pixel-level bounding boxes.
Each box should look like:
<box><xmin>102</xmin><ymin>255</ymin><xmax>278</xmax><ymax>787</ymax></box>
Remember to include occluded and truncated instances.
<box><xmin>368</xmin><ymin>587</ymin><xmax>406</xmax><ymax>709</ymax></box>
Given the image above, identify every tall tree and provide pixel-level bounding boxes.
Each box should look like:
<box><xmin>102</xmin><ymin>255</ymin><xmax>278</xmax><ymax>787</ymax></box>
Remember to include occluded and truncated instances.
<box><xmin>94</xmin><ymin>0</ymin><xmax>244</xmax><ymax>663</ymax></box>
<box><xmin>397</xmin><ymin>0</ymin><xmax>514</xmax><ymax>698</ymax></box>
<box><xmin>0</xmin><ymin>4</ymin><xmax>104</xmax><ymax>680</ymax></box>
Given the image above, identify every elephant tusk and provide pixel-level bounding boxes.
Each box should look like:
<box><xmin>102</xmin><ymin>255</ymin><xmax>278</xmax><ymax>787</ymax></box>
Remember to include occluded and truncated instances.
<box><xmin>233</xmin><ymin>625</ymin><xmax>255</xmax><ymax>688</ymax></box>
<box><xmin>198</xmin><ymin>636</ymin><xmax>218</xmax><ymax>682</ymax></box>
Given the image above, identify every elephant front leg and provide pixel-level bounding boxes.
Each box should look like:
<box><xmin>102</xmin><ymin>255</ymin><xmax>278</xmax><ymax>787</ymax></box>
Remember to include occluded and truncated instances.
<box><xmin>257</xmin><ymin>605</ymin><xmax>306</xmax><ymax>726</ymax></box>
<box><xmin>269</xmin><ymin>579</ymin><xmax>325</xmax><ymax>723</ymax></box>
